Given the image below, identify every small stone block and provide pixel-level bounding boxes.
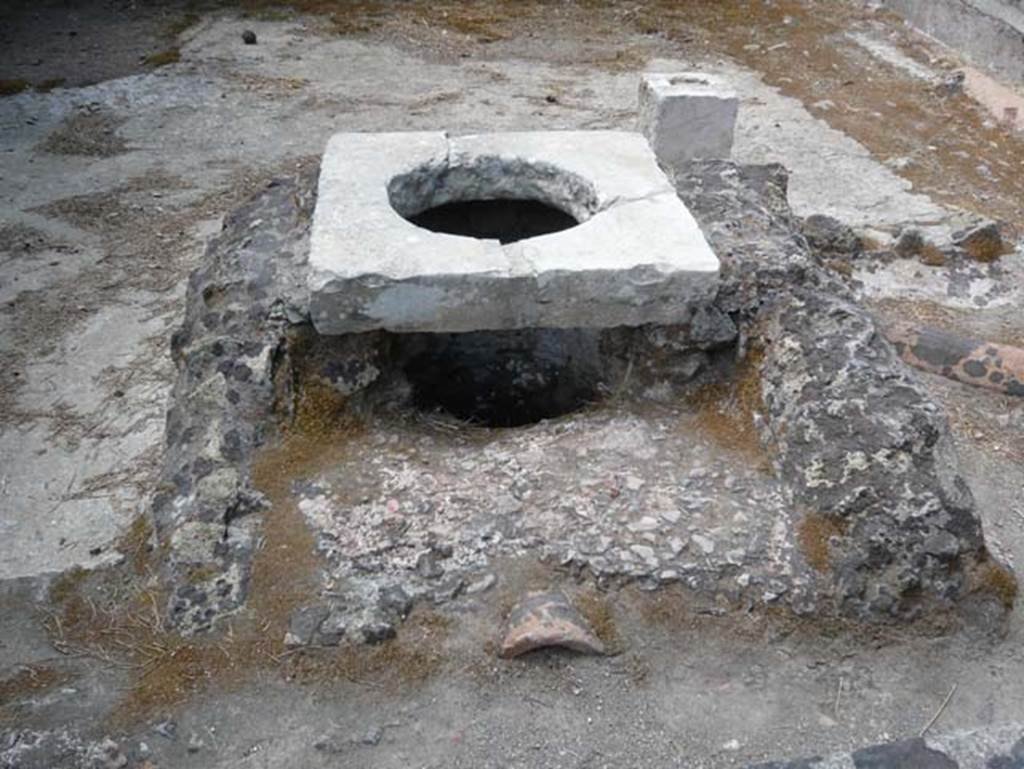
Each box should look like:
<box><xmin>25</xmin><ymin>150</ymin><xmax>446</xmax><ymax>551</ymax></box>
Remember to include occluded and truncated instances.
<box><xmin>638</xmin><ymin>72</ymin><xmax>739</xmax><ymax>167</ymax></box>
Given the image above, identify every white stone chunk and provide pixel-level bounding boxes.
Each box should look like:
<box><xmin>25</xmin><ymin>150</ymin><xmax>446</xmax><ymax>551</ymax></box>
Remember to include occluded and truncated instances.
<box><xmin>309</xmin><ymin>130</ymin><xmax>720</xmax><ymax>334</ymax></box>
<box><xmin>638</xmin><ymin>72</ymin><xmax>739</xmax><ymax>167</ymax></box>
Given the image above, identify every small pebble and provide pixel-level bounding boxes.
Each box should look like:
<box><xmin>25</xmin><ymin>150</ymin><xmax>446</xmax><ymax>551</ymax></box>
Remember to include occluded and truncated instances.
<box><xmin>691</xmin><ymin>533</ymin><xmax>716</xmax><ymax>555</ymax></box>
<box><xmin>466</xmin><ymin>573</ymin><xmax>497</xmax><ymax>594</ymax></box>
<box><xmin>313</xmin><ymin>735</ymin><xmax>343</xmax><ymax>754</ymax></box>
<box><xmin>628</xmin><ymin>516</ymin><xmax>659</xmax><ymax>533</ymax></box>
<box><xmin>660</xmin><ymin>508</ymin><xmax>681</xmax><ymax>524</ymax></box>
<box><xmin>153</xmin><ymin>721</ymin><xmax>176</xmax><ymax>740</ymax></box>
<box><xmin>630</xmin><ymin>544</ymin><xmax>656</xmax><ymax>561</ymax></box>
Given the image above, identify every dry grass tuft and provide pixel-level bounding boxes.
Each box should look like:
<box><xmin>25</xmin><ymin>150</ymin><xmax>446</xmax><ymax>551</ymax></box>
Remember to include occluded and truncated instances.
<box><xmin>0</xmin><ymin>665</ymin><xmax>72</xmax><ymax>711</ymax></box>
<box><xmin>35</xmin><ymin>78</ymin><xmax>65</xmax><ymax>93</ymax></box>
<box><xmin>918</xmin><ymin>243</ymin><xmax>948</xmax><ymax>266</ymax></box>
<box><xmin>634</xmin><ymin>584</ymin><xmax>691</xmax><ymax>629</ymax></box>
<box><xmin>291</xmin><ymin>376</ymin><xmax>358</xmax><ymax>438</ymax></box>
<box><xmin>117</xmin><ymin>515</ymin><xmax>155</xmax><ymax>576</ymax></box>
<box><xmin>972</xmin><ymin>559</ymin><xmax>1018</xmax><ymax>610</ymax></box>
<box><xmin>247</xmin><ymin>470</ymin><xmax>321</xmax><ymax>632</ymax></box>
<box><xmin>961</xmin><ymin>232</ymin><xmax>1015</xmax><ymax>263</ymax></box>
<box><xmin>286</xmin><ymin>609</ymin><xmax>453</xmax><ymax>688</ymax></box>
<box><xmin>44</xmin><ymin>578</ymin><xmax>225</xmax><ymax>726</ymax></box>
<box><xmin>689</xmin><ymin>346</ymin><xmax>768</xmax><ymax>461</ymax></box>
<box><xmin>247</xmin><ymin>7</ymin><xmax>294</xmax><ymax>22</ymax></box>
<box><xmin>0</xmin><ymin>79</ymin><xmax>30</xmax><ymax>96</ymax></box>
<box><xmin>433</xmin><ymin>4</ymin><xmax>515</xmax><ymax>42</ymax></box>
<box><xmin>48</xmin><ymin>567</ymin><xmax>89</xmax><ymax>606</ymax></box>
<box><xmin>796</xmin><ymin>514</ymin><xmax>847</xmax><ymax>573</ymax></box>
<box><xmin>44</xmin><ymin>514</ymin><xmax>448</xmax><ymax>729</ymax></box>
<box><xmin>247</xmin><ymin>375</ymin><xmax>363</xmax><ymax>630</ymax></box>
<box><xmin>573</xmin><ymin>589</ymin><xmax>622</xmax><ymax>654</ymax></box>
<box><xmin>237</xmin><ymin>0</ymin><xmax>388</xmax><ymax>35</ymax></box>
<box><xmin>144</xmin><ymin>49</ymin><xmax>181</xmax><ymax>68</ymax></box>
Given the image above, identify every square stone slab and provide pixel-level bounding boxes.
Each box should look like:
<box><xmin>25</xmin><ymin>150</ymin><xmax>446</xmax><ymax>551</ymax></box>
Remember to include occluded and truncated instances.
<box><xmin>309</xmin><ymin>130</ymin><xmax>720</xmax><ymax>334</ymax></box>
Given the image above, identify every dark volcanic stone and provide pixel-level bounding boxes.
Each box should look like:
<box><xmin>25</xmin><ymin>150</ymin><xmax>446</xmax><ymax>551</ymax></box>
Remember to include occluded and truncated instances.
<box><xmin>801</xmin><ymin>213</ymin><xmax>863</xmax><ymax>259</ymax></box>
<box><xmin>287</xmin><ymin>604</ymin><xmax>329</xmax><ymax>646</ymax></box>
<box><xmin>154</xmin><ymin>168</ymin><xmax>317</xmax><ymax>634</ymax></box>
<box><xmin>360</xmin><ymin>619</ymin><xmax>397</xmax><ymax>644</ymax></box>
<box><xmin>852</xmin><ymin>738</ymin><xmax>958</xmax><ymax>769</ymax></box>
<box><xmin>757</xmin><ymin>289</ymin><xmax>986</xmax><ymax>617</ymax></box>
<box><xmin>987</xmin><ymin>735</ymin><xmax>1024</xmax><ymax>769</ymax></box>
<box><xmin>674</xmin><ymin>160</ymin><xmax>1004</xmax><ymax>621</ymax></box>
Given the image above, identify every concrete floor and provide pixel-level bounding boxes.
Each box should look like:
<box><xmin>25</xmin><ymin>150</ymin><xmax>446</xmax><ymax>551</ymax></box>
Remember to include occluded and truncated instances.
<box><xmin>1</xmin><ymin>1</ymin><xmax>1023</xmax><ymax>767</ymax></box>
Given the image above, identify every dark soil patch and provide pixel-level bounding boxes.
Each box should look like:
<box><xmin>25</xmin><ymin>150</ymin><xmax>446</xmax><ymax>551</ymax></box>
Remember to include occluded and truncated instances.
<box><xmin>0</xmin><ymin>0</ymin><xmax>193</xmax><ymax>89</ymax></box>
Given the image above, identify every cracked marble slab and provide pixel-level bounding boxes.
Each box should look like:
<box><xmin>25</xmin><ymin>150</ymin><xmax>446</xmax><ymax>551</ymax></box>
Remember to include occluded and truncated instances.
<box><xmin>308</xmin><ymin>130</ymin><xmax>720</xmax><ymax>334</ymax></box>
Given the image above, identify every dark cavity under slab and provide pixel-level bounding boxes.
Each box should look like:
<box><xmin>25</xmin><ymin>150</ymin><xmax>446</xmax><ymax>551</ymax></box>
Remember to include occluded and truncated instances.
<box><xmin>401</xmin><ymin>329</ymin><xmax>601</xmax><ymax>427</ymax></box>
<box><xmin>300</xmin><ymin>322</ymin><xmax>731</xmax><ymax>430</ymax></box>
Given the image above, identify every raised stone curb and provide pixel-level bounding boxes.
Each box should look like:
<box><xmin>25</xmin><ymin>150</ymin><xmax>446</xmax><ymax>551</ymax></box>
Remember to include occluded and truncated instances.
<box><xmin>672</xmin><ymin>159</ymin><xmax>1012</xmax><ymax>622</ymax></box>
<box><xmin>757</xmin><ymin>290</ymin><xmax>989</xmax><ymax>619</ymax></box>
<box><xmin>153</xmin><ymin>169</ymin><xmax>318</xmax><ymax>634</ymax></box>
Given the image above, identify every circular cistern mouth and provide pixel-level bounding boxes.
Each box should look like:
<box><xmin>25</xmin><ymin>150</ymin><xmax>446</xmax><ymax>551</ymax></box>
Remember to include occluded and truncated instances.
<box><xmin>387</xmin><ymin>155</ymin><xmax>600</xmax><ymax>245</ymax></box>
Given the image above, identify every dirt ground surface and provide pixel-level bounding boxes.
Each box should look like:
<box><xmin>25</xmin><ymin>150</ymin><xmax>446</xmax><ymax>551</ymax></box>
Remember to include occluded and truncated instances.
<box><xmin>2</xmin><ymin>1</ymin><xmax>1024</xmax><ymax>767</ymax></box>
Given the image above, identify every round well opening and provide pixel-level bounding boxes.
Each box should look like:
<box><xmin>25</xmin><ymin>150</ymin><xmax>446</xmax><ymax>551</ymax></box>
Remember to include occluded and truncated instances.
<box><xmin>388</xmin><ymin>155</ymin><xmax>599</xmax><ymax>245</ymax></box>
<box><xmin>406</xmin><ymin>199</ymin><xmax>579</xmax><ymax>244</ymax></box>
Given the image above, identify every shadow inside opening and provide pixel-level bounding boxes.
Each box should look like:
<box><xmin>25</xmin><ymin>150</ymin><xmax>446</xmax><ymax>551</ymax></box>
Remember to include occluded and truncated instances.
<box><xmin>403</xmin><ymin>330</ymin><xmax>601</xmax><ymax>428</ymax></box>
<box><xmin>406</xmin><ymin>199</ymin><xmax>579</xmax><ymax>244</ymax></box>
